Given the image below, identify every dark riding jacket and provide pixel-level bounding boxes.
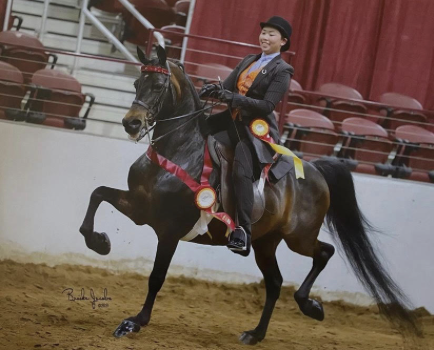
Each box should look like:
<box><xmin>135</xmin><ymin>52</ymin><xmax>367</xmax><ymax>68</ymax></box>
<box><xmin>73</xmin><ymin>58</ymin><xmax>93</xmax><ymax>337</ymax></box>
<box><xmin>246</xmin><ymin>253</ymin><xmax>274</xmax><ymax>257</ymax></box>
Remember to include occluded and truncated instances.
<box><xmin>207</xmin><ymin>53</ymin><xmax>294</xmax><ymax>165</ymax></box>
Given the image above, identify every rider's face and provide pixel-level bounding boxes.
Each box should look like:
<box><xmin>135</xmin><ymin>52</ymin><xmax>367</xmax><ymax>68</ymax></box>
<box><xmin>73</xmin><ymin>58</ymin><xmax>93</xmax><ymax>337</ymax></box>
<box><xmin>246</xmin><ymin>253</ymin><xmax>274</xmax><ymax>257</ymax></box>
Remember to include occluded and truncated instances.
<box><xmin>259</xmin><ymin>26</ymin><xmax>287</xmax><ymax>55</ymax></box>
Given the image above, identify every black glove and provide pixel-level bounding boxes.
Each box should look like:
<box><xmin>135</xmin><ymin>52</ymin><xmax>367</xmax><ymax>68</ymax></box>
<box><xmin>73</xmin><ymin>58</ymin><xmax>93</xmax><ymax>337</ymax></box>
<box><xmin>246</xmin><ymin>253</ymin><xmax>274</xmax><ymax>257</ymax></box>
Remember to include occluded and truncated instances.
<box><xmin>216</xmin><ymin>89</ymin><xmax>234</xmax><ymax>103</ymax></box>
<box><xmin>199</xmin><ymin>83</ymin><xmax>218</xmax><ymax>98</ymax></box>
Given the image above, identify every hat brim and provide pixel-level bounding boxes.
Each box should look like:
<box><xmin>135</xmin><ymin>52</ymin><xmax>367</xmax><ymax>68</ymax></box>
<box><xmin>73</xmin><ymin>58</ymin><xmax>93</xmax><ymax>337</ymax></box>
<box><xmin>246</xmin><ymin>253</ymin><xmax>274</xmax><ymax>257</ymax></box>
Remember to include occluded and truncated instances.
<box><xmin>260</xmin><ymin>22</ymin><xmax>291</xmax><ymax>51</ymax></box>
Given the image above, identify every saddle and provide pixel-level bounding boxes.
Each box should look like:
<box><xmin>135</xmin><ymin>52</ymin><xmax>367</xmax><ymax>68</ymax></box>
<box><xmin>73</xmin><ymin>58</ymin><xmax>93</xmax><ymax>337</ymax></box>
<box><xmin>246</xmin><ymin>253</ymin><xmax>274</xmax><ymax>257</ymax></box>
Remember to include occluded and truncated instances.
<box><xmin>207</xmin><ymin>136</ymin><xmax>293</xmax><ymax>224</ymax></box>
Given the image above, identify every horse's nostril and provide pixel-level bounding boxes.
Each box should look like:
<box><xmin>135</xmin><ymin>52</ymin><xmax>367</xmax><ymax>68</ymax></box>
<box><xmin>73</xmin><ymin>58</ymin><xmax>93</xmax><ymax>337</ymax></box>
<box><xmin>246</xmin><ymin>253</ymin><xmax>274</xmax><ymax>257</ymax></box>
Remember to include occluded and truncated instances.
<box><xmin>129</xmin><ymin>119</ymin><xmax>141</xmax><ymax>128</ymax></box>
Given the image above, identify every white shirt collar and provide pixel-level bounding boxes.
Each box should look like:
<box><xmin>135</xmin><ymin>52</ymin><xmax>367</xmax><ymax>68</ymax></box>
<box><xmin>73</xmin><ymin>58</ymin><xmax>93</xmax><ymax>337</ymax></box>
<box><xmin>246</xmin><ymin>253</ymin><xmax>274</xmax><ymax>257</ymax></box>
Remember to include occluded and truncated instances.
<box><xmin>260</xmin><ymin>52</ymin><xmax>280</xmax><ymax>61</ymax></box>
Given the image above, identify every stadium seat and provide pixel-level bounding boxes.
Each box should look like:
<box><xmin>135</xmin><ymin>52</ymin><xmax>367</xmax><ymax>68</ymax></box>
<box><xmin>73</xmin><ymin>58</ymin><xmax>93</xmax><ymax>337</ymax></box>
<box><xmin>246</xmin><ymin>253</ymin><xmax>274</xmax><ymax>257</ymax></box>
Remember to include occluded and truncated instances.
<box><xmin>26</xmin><ymin>69</ymin><xmax>94</xmax><ymax>130</ymax></box>
<box><xmin>392</xmin><ymin>125</ymin><xmax>434</xmax><ymax>183</ymax></box>
<box><xmin>284</xmin><ymin>109</ymin><xmax>338</xmax><ymax>161</ymax></box>
<box><xmin>174</xmin><ymin>0</ymin><xmax>190</xmax><ymax>26</ymax></box>
<box><xmin>287</xmin><ymin>79</ymin><xmax>306</xmax><ymax>112</ymax></box>
<box><xmin>160</xmin><ymin>25</ymin><xmax>185</xmax><ymax>60</ymax></box>
<box><xmin>0</xmin><ymin>61</ymin><xmax>25</xmax><ymax>121</ymax></box>
<box><xmin>88</xmin><ymin>0</ymin><xmax>123</xmax><ymax>13</ymax></box>
<box><xmin>0</xmin><ymin>31</ymin><xmax>57</xmax><ymax>83</ymax></box>
<box><xmin>122</xmin><ymin>0</ymin><xmax>177</xmax><ymax>47</ymax></box>
<box><xmin>339</xmin><ymin>117</ymin><xmax>393</xmax><ymax>175</ymax></box>
<box><xmin>316</xmin><ymin>83</ymin><xmax>367</xmax><ymax>129</ymax></box>
<box><xmin>378</xmin><ymin>92</ymin><xmax>427</xmax><ymax>131</ymax></box>
<box><xmin>194</xmin><ymin>63</ymin><xmax>232</xmax><ymax>84</ymax></box>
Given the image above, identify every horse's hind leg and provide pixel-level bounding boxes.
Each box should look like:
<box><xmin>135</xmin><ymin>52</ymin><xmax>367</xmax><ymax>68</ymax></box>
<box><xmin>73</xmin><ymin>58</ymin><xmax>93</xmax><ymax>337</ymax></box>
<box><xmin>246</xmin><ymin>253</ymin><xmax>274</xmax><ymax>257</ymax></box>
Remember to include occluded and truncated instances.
<box><xmin>286</xmin><ymin>235</ymin><xmax>335</xmax><ymax>321</ymax></box>
<box><xmin>240</xmin><ymin>233</ymin><xmax>282</xmax><ymax>345</ymax></box>
<box><xmin>80</xmin><ymin>186</ymin><xmax>136</xmax><ymax>255</ymax></box>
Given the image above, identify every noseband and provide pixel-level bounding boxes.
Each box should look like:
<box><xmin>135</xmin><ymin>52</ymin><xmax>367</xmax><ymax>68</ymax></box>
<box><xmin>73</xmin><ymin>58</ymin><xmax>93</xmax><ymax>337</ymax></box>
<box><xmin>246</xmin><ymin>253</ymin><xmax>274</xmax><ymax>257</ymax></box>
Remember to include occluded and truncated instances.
<box><xmin>132</xmin><ymin>64</ymin><xmax>172</xmax><ymax>119</ymax></box>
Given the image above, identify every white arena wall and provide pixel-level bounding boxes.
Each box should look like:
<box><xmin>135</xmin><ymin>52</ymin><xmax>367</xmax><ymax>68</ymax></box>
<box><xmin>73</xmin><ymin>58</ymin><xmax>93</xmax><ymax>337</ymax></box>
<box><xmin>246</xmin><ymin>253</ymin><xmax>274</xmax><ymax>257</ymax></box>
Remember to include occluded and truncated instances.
<box><xmin>1</xmin><ymin>121</ymin><xmax>433</xmax><ymax>313</ymax></box>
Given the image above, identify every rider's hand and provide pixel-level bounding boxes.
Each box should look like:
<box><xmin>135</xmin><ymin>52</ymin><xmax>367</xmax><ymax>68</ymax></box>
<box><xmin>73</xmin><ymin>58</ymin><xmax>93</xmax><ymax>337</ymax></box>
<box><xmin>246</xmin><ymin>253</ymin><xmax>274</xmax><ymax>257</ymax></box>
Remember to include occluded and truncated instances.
<box><xmin>199</xmin><ymin>83</ymin><xmax>218</xmax><ymax>98</ymax></box>
<box><xmin>216</xmin><ymin>89</ymin><xmax>234</xmax><ymax>103</ymax></box>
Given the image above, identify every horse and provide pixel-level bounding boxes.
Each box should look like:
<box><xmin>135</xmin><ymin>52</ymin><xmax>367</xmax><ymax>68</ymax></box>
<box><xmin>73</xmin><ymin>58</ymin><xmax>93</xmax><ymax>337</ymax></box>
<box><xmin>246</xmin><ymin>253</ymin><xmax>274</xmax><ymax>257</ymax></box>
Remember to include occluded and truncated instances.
<box><xmin>79</xmin><ymin>45</ymin><xmax>420</xmax><ymax>345</ymax></box>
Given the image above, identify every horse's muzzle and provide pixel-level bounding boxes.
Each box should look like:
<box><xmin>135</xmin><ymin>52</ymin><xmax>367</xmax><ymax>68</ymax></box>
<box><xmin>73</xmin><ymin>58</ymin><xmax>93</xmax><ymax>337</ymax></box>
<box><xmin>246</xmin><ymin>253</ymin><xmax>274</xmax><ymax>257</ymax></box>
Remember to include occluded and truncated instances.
<box><xmin>122</xmin><ymin>118</ymin><xmax>142</xmax><ymax>136</ymax></box>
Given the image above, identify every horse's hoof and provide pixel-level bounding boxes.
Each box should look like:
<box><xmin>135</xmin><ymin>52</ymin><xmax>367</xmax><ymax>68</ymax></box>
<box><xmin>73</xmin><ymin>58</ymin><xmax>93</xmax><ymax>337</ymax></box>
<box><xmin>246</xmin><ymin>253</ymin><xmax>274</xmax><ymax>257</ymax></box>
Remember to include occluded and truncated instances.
<box><xmin>304</xmin><ymin>299</ymin><xmax>325</xmax><ymax>321</ymax></box>
<box><xmin>85</xmin><ymin>232</ymin><xmax>111</xmax><ymax>255</ymax></box>
<box><xmin>239</xmin><ymin>330</ymin><xmax>262</xmax><ymax>345</ymax></box>
<box><xmin>113</xmin><ymin>319</ymin><xmax>141</xmax><ymax>338</ymax></box>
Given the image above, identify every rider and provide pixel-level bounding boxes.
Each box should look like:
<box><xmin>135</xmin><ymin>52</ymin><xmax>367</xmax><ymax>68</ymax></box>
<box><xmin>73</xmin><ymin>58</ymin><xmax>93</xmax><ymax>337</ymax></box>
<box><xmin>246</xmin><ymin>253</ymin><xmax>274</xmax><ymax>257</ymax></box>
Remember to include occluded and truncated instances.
<box><xmin>199</xmin><ymin>16</ymin><xmax>294</xmax><ymax>257</ymax></box>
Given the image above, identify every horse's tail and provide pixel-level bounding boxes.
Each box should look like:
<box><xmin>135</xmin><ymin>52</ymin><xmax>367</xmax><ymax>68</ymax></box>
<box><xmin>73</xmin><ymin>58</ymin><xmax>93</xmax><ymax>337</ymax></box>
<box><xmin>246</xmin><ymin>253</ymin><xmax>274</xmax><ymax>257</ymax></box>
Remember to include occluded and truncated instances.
<box><xmin>312</xmin><ymin>158</ymin><xmax>421</xmax><ymax>336</ymax></box>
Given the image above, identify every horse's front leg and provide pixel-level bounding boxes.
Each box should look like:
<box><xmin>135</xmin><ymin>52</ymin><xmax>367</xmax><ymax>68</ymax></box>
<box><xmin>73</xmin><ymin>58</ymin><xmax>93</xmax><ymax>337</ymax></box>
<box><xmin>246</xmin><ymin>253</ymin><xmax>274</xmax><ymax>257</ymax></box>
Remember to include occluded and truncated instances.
<box><xmin>113</xmin><ymin>236</ymin><xmax>179</xmax><ymax>337</ymax></box>
<box><xmin>80</xmin><ymin>186</ymin><xmax>136</xmax><ymax>255</ymax></box>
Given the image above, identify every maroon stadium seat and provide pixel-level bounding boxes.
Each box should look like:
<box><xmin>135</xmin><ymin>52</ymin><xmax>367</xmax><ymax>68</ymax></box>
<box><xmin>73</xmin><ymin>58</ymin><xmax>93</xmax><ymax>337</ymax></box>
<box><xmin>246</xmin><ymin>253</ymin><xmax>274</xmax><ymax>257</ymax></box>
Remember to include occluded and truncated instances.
<box><xmin>284</xmin><ymin>109</ymin><xmax>338</xmax><ymax>161</ymax></box>
<box><xmin>378</xmin><ymin>92</ymin><xmax>427</xmax><ymax>131</ymax></box>
<box><xmin>160</xmin><ymin>25</ymin><xmax>185</xmax><ymax>60</ymax></box>
<box><xmin>0</xmin><ymin>31</ymin><xmax>57</xmax><ymax>83</ymax></box>
<box><xmin>316</xmin><ymin>83</ymin><xmax>367</xmax><ymax>129</ymax></box>
<box><xmin>122</xmin><ymin>0</ymin><xmax>176</xmax><ymax>47</ymax></box>
<box><xmin>174</xmin><ymin>0</ymin><xmax>190</xmax><ymax>26</ymax></box>
<box><xmin>392</xmin><ymin>125</ymin><xmax>434</xmax><ymax>183</ymax></box>
<box><xmin>0</xmin><ymin>61</ymin><xmax>25</xmax><ymax>120</ymax></box>
<box><xmin>339</xmin><ymin>117</ymin><xmax>393</xmax><ymax>175</ymax></box>
<box><xmin>88</xmin><ymin>0</ymin><xmax>123</xmax><ymax>13</ymax></box>
<box><xmin>194</xmin><ymin>63</ymin><xmax>232</xmax><ymax>84</ymax></box>
<box><xmin>287</xmin><ymin>79</ymin><xmax>306</xmax><ymax>112</ymax></box>
<box><xmin>27</xmin><ymin>69</ymin><xmax>94</xmax><ymax>130</ymax></box>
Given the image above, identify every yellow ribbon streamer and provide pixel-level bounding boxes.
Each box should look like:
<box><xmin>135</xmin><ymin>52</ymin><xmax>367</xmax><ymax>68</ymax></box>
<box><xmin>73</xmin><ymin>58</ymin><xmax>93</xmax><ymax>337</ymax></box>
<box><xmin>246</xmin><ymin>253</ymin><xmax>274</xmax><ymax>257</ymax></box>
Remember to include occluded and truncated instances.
<box><xmin>268</xmin><ymin>143</ymin><xmax>305</xmax><ymax>179</ymax></box>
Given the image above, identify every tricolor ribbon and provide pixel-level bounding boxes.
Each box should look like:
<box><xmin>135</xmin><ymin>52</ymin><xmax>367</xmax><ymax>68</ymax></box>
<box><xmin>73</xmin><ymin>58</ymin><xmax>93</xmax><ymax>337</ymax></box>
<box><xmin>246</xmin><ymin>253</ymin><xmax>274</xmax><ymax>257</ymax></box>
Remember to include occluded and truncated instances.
<box><xmin>146</xmin><ymin>143</ymin><xmax>236</xmax><ymax>233</ymax></box>
<box><xmin>250</xmin><ymin>119</ymin><xmax>305</xmax><ymax>179</ymax></box>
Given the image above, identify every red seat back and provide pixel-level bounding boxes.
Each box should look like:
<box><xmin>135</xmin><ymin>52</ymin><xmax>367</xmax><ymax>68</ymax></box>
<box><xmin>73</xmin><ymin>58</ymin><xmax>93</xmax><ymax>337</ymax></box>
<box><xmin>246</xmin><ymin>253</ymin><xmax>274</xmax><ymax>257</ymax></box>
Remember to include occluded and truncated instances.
<box><xmin>286</xmin><ymin>109</ymin><xmax>335</xmax><ymax>130</ymax></box>
<box><xmin>160</xmin><ymin>25</ymin><xmax>185</xmax><ymax>59</ymax></box>
<box><xmin>395</xmin><ymin>125</ymin><xmax>434</xmax><ymax>145</ymax></box>
<box><xmin>318</xmin><ymin>82</ymin><xmax>363</xmax><ymax>100</ymax></box>
<box><xmin>290</xmin><ymin>79</ymin><xmax>303</xmax><ymax>92</ymax></box>
<box><xmin>0</xmin><ymin>31</ymin><xmax>48</xmax><ymax>82</ymax></box>
<box><xmin>0</xmin><ymin>61</ymin><xmax>24</xmax><ymax>120</ymax></box>
<box><xmin>30</xmin><ymin>69</ymin><xmax>85</xmax><ymax>125</ymax></box>
<box><xmin>342</xmin><ymin>117</ymin><xmax>388</xmax><ymax>138</ymax></box>
<box><xmin>123</xmin><ymin>0</ymin><xmax>176</xmax><ymax>46</ymax></box>
<box><xmin>379</xmin><ymin>92</ymin><xmax>423</xmax><ymax>110</ymax></box>
<box><xmin>284</xmin><ymin>109</ymin><xmax>338</xmax><ymax>160</ymax></box>
<box><xmin>340</xmin><ymin>117</ymin><xmax>392</xmax><ymax>166</ymax></box>
<box><xmin>194</xmin><ymin>63</ymin><xmax>232</xmax><ymax>84</ymax></box>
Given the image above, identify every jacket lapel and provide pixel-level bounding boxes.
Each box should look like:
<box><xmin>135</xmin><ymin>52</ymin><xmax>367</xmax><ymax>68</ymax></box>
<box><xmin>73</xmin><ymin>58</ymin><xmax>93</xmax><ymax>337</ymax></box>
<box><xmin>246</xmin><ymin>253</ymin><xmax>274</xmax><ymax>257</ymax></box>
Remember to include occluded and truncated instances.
<box><xmin>248</xmin><ymin>55</ymin><xmax>282</xmax><ymax>93</ymax></box>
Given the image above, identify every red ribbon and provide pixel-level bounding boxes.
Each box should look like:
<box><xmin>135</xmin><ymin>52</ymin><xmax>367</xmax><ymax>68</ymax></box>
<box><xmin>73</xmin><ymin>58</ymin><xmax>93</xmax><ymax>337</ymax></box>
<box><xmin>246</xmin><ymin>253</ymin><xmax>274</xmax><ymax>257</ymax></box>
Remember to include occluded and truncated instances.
<box><xmin>146</xmin><ymin>142</ymin><xmax>236</xmax><ymax>232</ymax></box>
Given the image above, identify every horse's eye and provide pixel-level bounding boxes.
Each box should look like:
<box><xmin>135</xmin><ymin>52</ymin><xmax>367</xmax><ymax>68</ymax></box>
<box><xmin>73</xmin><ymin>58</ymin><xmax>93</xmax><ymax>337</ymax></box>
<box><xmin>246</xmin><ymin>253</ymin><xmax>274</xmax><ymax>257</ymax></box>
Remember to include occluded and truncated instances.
<box><xmin>154</xmin><ymin>83</ymin><xmax>164</xmax><ymax>90</ymax></box>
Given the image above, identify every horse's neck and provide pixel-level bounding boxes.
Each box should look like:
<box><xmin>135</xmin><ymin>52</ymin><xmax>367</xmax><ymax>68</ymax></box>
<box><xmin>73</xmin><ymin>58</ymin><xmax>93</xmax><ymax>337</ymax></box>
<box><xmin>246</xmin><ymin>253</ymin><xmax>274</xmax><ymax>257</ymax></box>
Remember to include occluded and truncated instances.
<box><xmin>152</xmin><ymin>93</ymin><xmax>205</xmax><ymax>173</ymax></box>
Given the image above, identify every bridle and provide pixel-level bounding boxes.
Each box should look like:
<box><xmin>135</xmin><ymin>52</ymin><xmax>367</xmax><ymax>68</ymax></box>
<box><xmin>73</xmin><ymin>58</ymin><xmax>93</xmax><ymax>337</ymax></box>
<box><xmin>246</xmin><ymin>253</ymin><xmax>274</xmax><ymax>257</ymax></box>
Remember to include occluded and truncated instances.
<box><xmin>130</xmin><ymin>62</ymin><xmax>222</xmax><ymax>144</ymax></box>
<box><xmin>132</xmin><ymin>64</ymin><xmax>172</xmax><ymax>122</ymax></box>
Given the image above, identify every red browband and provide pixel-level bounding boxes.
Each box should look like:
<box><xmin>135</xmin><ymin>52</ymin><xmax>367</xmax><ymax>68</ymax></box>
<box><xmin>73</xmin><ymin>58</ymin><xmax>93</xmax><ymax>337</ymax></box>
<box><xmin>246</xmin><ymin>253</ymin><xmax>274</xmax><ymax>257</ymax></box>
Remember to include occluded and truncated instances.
<box><xmin>141</xmin><ymin>65</ymin><xmax>171</xmax><ymax>75</ymax></box>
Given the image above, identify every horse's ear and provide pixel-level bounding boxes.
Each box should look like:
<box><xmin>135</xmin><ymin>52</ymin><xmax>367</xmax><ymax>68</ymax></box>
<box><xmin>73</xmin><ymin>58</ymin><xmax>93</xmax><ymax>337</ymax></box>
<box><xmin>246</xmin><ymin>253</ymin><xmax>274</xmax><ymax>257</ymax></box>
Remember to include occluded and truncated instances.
<box><xmin>137</xmin><ymin>46</ymin><xmax>149</xmax><ymax>65</ymax></box>
<box><xmin>156</xmin><ymin>45</ymin><xmax>167</xmax><ymax>66</ymax></box>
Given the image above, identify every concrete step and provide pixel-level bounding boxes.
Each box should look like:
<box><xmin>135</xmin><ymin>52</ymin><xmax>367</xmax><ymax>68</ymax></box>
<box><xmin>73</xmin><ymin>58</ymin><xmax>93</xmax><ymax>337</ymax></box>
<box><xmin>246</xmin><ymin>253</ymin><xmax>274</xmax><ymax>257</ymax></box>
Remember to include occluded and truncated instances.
<box><xmin>15</xmin><ymin>11</ymin><xmax>119</xmax><ymax>41</ymax></box>
<box><xmin>13</xmin><ymin>0</ymin><xmax>81</xmax><ymax>23</ymax></box>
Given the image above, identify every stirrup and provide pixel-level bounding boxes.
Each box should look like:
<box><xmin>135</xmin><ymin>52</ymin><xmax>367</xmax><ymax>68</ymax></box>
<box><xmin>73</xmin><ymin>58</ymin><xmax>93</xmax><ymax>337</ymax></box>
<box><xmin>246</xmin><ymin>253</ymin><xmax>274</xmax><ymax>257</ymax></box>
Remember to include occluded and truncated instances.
<box><xmin>227</xmin><ymin>226</ymin><xmax>251</xmax><ymax>256</ymax></box>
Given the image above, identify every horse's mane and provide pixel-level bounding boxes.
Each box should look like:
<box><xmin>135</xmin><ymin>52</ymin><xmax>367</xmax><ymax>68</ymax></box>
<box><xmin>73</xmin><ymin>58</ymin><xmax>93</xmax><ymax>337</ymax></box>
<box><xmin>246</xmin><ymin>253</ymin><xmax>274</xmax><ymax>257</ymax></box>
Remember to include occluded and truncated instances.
<box><xmin>168</xmin><ymin>60</ymin><xmax>210</xmax><ymax>137</ymax></box>
<box><xmin>168</xmin><ymin>60</ymin><xmax>202</xmax><ymax>108</ymax></box>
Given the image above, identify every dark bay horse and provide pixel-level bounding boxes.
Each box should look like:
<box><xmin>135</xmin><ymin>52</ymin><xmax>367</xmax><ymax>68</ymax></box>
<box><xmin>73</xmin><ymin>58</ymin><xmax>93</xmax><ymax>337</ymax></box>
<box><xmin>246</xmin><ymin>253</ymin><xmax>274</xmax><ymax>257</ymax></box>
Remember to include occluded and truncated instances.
<box><xmin>79</xmin><ymin>46</ymin><xmax>420</xmax><ymax>344</ymax></box>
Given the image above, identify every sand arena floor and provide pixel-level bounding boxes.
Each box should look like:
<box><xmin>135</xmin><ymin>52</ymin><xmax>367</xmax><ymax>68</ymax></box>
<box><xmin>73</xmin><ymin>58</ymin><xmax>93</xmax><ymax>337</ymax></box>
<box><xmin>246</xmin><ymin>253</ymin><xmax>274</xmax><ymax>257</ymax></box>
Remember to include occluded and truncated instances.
<box><xmin>0</xmin><ymin>260</ymin><xmax>433</xmax><ymax>350</ymax></box>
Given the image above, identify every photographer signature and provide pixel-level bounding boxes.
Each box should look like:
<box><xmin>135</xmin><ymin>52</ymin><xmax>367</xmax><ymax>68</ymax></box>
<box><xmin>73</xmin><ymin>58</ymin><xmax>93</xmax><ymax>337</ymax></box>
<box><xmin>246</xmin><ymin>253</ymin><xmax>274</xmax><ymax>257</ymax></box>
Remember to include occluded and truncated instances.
<box><xmin>62</xmin><ymin>288</ymin><xmax>112</xmax><ymax>309</ymax></box>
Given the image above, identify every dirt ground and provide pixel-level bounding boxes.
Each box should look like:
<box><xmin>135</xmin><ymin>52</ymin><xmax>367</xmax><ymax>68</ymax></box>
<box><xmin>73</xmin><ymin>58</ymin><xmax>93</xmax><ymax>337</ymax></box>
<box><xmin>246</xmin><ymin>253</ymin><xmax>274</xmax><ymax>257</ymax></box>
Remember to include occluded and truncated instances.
<box><xmin>0</xmin><ymin>260</ymin><xmax>433</xmax><ymax>350</ymax></box>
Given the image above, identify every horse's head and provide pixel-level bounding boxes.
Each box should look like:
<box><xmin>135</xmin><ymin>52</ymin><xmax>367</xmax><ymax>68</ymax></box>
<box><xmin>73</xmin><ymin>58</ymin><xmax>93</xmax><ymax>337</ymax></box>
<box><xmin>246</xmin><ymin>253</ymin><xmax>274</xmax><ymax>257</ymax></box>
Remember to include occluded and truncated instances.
<box><xmin>123</xmin><ymin>46</ymin><xmax>180</xmax><ymax>140</ymax></box>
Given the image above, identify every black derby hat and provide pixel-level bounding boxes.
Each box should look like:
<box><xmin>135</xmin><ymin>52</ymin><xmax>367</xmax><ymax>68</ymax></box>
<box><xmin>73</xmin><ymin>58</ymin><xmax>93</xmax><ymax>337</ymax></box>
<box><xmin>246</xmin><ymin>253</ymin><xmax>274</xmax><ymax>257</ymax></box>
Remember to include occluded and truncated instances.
<box><xmin>260</xmin><ymin>16</ymin><xmax>292</xmax><ymax>51</ymax></box>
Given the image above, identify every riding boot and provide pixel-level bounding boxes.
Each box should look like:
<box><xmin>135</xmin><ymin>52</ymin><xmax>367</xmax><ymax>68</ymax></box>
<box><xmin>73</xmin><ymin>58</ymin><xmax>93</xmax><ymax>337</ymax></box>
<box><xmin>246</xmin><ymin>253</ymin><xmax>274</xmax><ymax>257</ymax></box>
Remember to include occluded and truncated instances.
<box><xmin>227</xmin><ymin>140</ymin><xmax>253</xmax><ymax>257</ymax></box>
